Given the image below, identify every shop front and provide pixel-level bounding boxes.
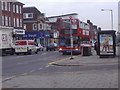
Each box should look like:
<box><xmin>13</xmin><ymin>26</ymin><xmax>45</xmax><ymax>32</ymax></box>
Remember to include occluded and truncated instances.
<box><xmin>22</xmin><ymin>31</ymin><xmax>50</xmax><ymax>46</ymax></box>
<box><xmin>13</xmin><ymin>29</ymin><xmax>25</xmax><ymax>40</ymax></box>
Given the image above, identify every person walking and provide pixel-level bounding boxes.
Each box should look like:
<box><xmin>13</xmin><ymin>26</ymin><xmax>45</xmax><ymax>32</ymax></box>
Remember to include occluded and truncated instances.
<box><xmin>94</xmin><ymin>41</ymin><xmax>99</xmax><ymax>55</ymax></box>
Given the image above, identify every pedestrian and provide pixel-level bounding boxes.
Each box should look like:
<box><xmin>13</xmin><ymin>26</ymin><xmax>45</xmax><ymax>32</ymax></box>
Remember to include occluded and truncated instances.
<box><xmin>94</xmin><ymin>41</ymin><xmax>99</xmax><ymax>55</ymax></box>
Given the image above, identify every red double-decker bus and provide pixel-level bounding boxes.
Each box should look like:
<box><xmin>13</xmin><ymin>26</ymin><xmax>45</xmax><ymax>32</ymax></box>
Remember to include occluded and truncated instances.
<box><xmin>58</xmin><ymin>18</ymin><xmax>91</xmax><ymax>54</ymax></box>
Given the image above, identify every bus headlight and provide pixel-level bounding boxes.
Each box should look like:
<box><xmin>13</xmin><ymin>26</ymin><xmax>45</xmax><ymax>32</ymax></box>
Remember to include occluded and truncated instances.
<box><xmin>59</xmin><ymin>48</ymin><xmax>62</xmax><ymax>50</ymax></box>
<box><xmin>75</xmin><ymin>48</ymin><xmax>79</xmax><ymax>50</ymax></box>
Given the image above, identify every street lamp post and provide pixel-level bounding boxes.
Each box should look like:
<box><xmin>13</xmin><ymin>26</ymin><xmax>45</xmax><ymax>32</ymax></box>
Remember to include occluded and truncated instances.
<box><xmin>101</xmin><ymin>9</ymin><xmax>113</xmax><ymax>30</ymax></box>
<box><xmin>69</xmin><ymin>16</ymin><xmax>74</xmax><ymax>59</ymax></box>
<box><xmin>0</xmin><ymin>1</ymin><xmax>2</xmax><ymax>28</ymax></box>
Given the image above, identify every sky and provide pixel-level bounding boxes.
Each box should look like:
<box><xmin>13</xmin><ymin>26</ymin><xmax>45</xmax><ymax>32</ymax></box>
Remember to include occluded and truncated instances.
<box><xmin>18</xmin><ymin>0</ymin><xmax>119</xmax><ymax>31</ymax></box>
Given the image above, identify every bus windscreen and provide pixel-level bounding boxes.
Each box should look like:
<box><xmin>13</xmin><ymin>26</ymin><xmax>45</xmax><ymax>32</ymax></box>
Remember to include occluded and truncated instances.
<box><xmin>59</xmin><ymin>36</ymin><xmax>80</xmax><ymax>47</ymax></box>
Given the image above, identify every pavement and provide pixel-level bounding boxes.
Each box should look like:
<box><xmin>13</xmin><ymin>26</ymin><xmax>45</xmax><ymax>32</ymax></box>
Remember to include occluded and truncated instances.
<box><xmin>49</xmin><ymin>48</ymin><xmax>119</xmax><ymax>66</ymax></box>
<box><xmin>2</xmin><ymin>48</ymin><xmax>119</xmax><ymax>88</ymax></box>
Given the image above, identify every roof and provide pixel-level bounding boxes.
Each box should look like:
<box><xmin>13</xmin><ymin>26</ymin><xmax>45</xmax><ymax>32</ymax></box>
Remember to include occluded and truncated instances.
<box><xmin>0</xmin><ymin>0</ymin><xmax>17</xmax><ymax>2</ymax></box>
<box><xmin>47</xmin><ymin>13</ymin><xmax>78</xmax><ymax>18</ymax></box>
<box><xmin>0</xmin><ymin>0</ymin><xmax>24</xmax><ymax>5</ymax></box>
<box><xmin>23</xmin><ymin>7</ymin><xmax>42</xmax><ymax>15</ymax></box>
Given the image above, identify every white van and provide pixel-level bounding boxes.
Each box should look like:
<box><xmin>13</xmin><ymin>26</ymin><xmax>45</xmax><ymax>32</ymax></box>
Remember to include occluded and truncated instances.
<box><xmin>14</xmin><ymin>40</ymin><xmax>39</xmax><ymax>55</ymax></box>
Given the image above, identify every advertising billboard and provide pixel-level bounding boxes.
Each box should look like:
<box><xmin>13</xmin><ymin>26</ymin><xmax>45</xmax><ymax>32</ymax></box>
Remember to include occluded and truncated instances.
<box><xmin>98</xmin><ymin>30</ymin><xmax>116</xmax><ymax>57</ymax></box>
<box><xmin>99</xmin><ymin>34</ymin><xmax>113</xmax><ymax>55</ymax></box>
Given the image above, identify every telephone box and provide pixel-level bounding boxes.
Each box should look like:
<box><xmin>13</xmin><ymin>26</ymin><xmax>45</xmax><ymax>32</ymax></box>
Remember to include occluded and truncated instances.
<box><xmin>98</xmin><ymin>30</ymin><xmax>116</xmax><ymax>57</ymax></box>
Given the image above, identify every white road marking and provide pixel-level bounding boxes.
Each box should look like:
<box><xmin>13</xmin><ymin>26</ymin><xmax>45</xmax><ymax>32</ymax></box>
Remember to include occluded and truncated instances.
<box><xmin>20</xmin><ymin>73</ymin><xmax>28</xmax><ymax>76</ymax></box>
<box><xmin>16</xmin><ymin>56</ymin><xmax>25</xmax><ymax>58</ymax></box>
<box><xmin>38</xmin><ymin>68</ymin><xmax>42</xmax><ymax>70</ymax></box>
<box><xmin>29</xmin><ymin>70</ymin><xmax>34</xmax><ymax>73</ymax></box>
<box><xmin>45</xmin><ymin>65</ymin><xmax>50</xmax><ymax>68</ymax></box>
<box><xmin>41</xmin><ymin>53</ymin><xmax>47</xmax><ymax>55</ymax></box>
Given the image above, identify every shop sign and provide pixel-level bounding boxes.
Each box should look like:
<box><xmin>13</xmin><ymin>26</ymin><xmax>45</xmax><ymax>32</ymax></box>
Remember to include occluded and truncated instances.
<box><xmin>13</xmin><ymin>29</ymin><xmax>25</xmax><ymax>35</ymax></box>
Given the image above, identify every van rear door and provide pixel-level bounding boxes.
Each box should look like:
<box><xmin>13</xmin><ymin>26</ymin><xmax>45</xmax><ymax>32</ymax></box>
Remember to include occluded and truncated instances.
<box><xmin>15</xmin><ymin>40</ymin><xmax>28</xmax><ymax>53</ymax></box>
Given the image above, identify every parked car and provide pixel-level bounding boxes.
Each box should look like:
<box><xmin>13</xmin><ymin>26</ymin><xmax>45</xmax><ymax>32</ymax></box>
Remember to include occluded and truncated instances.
<box><xmin>46</xmin><ymin>43</ymin><xmax>57</xmax><ymax>51</ymax></box>
<box><xmin>37</xmin><ymin>43</ymin><xmax>44</xmax><ymax>51</ymax></box>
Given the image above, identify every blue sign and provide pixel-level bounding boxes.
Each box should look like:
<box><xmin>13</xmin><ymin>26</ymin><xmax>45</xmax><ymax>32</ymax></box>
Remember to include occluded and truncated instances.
<box><xmin>38</xmin><ymin>31</ymin><xmax>44</xmax><ymax>38</ymax></box>
<box><xmin>22</xmin><ymin>31</ymin><xmax>50</xmax><ymax>39</ymax></box>
<box><xmin>44</xmin><ymin>31</ymin><xmax>50</xmax><ymax>38</ymax></box>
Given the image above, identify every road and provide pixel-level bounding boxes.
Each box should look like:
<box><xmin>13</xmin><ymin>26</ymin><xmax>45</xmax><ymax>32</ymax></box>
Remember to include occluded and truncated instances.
<box><xmin>2</xmin><ymin>50</ymin><xmax>118</xmax><ymax>79</ymax></box>
<box><xmin>2</xmin><ymin>49</ymin><xmax>119</xmax><ymax>88</ymax></box>
<box><xmin>2</xmin><ymin>51</ymin><xmax>69</xmax><ymax>77</ymax></box>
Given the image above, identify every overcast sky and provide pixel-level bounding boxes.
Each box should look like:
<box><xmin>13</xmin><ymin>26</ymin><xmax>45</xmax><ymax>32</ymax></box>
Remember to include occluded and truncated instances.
<box><xmin>18</xmin><ymin>0</ymin><xmax>119</xmax><ymax>31</ymax></box>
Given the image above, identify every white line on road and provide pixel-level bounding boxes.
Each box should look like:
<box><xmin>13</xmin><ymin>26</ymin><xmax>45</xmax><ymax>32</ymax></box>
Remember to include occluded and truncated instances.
<box><xmin>45</xmin><ymin>65</ymin><xmax>50</xmax><ymax>68</ymax></box>
<box><xmin>29</xmin><ymin>70</ymin><xmax>35</xmax><ymax>73</ymax></box>
<box><xmin>20</xmin><ymin>73</ymin><xmax>28</xmax><ymax>76</ymax></box>
<box><xmin>41</xmin><ymin>53</ymin><xmax>47</xmax><ymax>55</ymax></box>
<box><xmin>38</xmin><ymin>68</ymin><xmax>42</xmax><ymax>70</ymax></box>
<box><xmin>16</xmin><ymin>56</ymin><xmax>25</xmax><ymax>58</ymax></box>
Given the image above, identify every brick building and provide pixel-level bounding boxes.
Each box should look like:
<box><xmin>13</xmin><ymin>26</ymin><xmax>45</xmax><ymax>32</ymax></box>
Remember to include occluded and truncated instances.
<box><xmin>23</xmin><ymin>7</ymin><xmax>51</xmax><ymax>46</ymax></box>
<box><xmin>0</xmin><ymin>0</ymin><xmax>25</xmax><ymax>40</ymax></box>
<box><xmin>87</xmin><ymin>20</ymin><xmax>101</xmax><ymax>44</ymax></box>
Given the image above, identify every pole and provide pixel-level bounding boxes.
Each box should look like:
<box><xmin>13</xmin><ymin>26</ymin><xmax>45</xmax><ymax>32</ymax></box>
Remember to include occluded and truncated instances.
<box><xmin>111</xmin><ymin>10</ymin><xmax>113</xmax><ymax>30</ymax></box>
<box><xmin>70</xmin><ymin>16</ymin><xmax>74</xmax><ymax>59</ymax></box>
<box><xmin>101</xmin><ymin>9</ymin><xmax>114</xmax><ymax>30</ymax></box>
<box><xmin>0</xmin><ymin>1</ymin><xmax>2</xmax><ymax>28</ymax></box>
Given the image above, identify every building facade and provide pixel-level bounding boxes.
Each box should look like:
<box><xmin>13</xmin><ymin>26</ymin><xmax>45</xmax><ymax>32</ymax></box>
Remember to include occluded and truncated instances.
<box><xmin>87</xmin><ymin>20</ymin><xmax>101</xmax><ymax>44</ymax></box>
<box><xmin>0</xmin><ymin>1</ymin><xmax>25</xmax><ymax>40</ymax></box>
<box><xmin>23</xmin><ymin>7</ymin><xmax>51</xmax><ymax>46</ymax></box>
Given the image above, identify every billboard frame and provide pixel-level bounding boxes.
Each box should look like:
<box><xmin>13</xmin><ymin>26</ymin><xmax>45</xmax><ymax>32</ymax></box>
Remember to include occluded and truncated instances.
<box><xmin>98</xmin><ymin>30</ymin><xmax>116</xmax><ymax>58</ymax></box>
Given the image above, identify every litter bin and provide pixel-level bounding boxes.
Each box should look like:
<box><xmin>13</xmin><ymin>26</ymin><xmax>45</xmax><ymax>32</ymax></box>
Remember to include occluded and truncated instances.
<box><xmin>81</xmin><ymin>44</ymin><xmax>92</xmax><ymax>56</ymax></box>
